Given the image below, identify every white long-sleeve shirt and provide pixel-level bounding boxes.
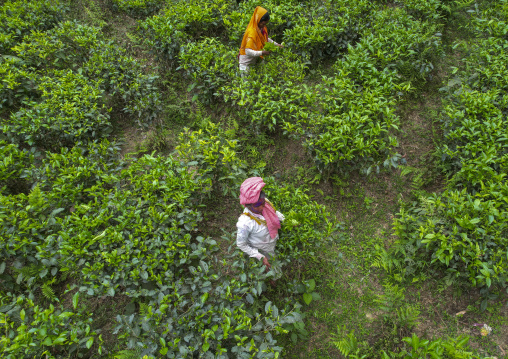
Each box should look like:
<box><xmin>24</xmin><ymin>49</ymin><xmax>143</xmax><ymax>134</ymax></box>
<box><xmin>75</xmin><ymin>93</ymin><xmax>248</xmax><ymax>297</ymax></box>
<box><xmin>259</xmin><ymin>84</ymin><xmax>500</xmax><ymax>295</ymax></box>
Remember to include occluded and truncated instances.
<box><xmin>236</xmin><ymin>206</ymin><xmax>285</xmax><ymax>260</ymax></box>
<box><xmin>239</xmin><ymin>38</ymin><xmax>279</xmax><ymax>71</ymax></box>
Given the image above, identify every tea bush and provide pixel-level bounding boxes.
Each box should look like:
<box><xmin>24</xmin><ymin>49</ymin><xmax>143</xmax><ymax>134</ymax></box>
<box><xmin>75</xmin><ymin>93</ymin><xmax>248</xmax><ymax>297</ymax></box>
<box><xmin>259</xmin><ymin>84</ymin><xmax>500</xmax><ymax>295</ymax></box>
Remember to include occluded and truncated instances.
<box><xmin>179</xmin><ymin>38</ymin><xmax>237</xmax><ymax>103</ymax></box>
<box><xmin>14</xmin><ymin>21</ymin><xmax>161</xmax><ymax>126</ymax></box>
<box><xmin>0</xmin><ymin>0</ymin><xmax>64</xmax><ymax>54</ymax></box>
<box><xmin>3</xmin><ymin>70</ymin><xmax>110</xmax><ymax>150</ymax></box>
<box><xmin>298</xmin><ymin>58</ymin><xmax>402</xmax><ymax>175</ymax></box>
<box><xmin>3</xmin><ymin>21</ymin><xmax>161</xmax><ymax>149</ymax></box>
<box><xmin>0</xmin><ymin>56</ymin><xmax>36</xmax><ymax>111</ymax></box>
<box><xmin>394</xmin><ymin>0</ymin><xmax>450</xmax><ymax>21</ymax></box>
<box><xmin>0</xmin><ymin>293</ymin><xmax>99</xmax><ymax>359</ymax></box>
<box><xmin>263</xmin><ymin>178</ymin><xmax>338</xmax><ymax>261</ymax></box>
<box><xmin>139</xmin><ymin>0</ymin><xmax>234</xmax><ymax>66</ymax></box>
<box><xmin>283</xmin><ymin>0</ymin><xmax>371</xmax><ymax>63</ymax></box>
<box><xmin>224</xmin><ymin>49</ymin><xmax>309</xmax><ymax>130</ymax></box>
<box><xmin>109</xmin><ymin>0</ymin><xmax>165</xmax><ymax>18</ymax></box>
<box><xmin>113</xmin><ymin>239</ymin><xmax>303</xmax><ymax>358</ymax></box>
<box><xmin>361</xmin><ymin>7</ymin><xmax>443</xmax><ymax>82</ymax></box>
<box><xmin>0</xmin><ymin>141</ymin><xmax>33</xmax><ymax>195</ymax></box>
<box><xmin>224</xmin><ymin>0</ymin><xmax>306</xmax><ymax>43</ymax></box>
<box><xmin>175</xmin><ymin>122</ymin><xmax>247</xmax><ymax>197</ymax></box>
<box><xmin>138</xmin><ymin>14</ymin><xmax>188</xmax><ymax>66</ymax></box>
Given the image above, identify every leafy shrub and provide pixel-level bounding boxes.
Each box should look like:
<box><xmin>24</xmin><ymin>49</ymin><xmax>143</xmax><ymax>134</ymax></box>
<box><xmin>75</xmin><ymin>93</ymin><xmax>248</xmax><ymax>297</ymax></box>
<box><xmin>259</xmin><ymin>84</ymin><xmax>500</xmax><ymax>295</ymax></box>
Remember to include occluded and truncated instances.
<box><xmin>386</xmin><ymin>186</ymin><xmax>508</xmax><ymax>293</ymax></box>
<box><xmin>263</xmin><ymin>178</ymin><xmax>338</xmax><ymax>261</ymax></box>
<box><xmin>0</xmin><ymin>55</ymin><xmax>36</xmax><ymax>111</ymax></box>
<box><xmin>0</xmin><ymin>141</ymin><xmax>33</xmax><ymax>195</ymax></box>
<box><xmin>0</xmin><ymin>292</ymin><xmax>99</xmax><ymax>359</ymax></box>
<box><xmin>361</xmin><ymin>7</ymin><xmax>443</xmax><ymax>83</ymax></box>
<box><xmin>394</xmin><ymin>0</ymin><xmax>450</xmax><ymax>21</ymax></box>
<box><xmin>224</xmin><ymin>49</ymin><xmax>309</xmax><ymax>130</ymax></box>
<box><xmin>109</xmin><ymin>0</ymin><xmax>165</xmax><ymax>18</ymax></box>
<box><xmin>179</xmin><ymin>38</ymin><xmax>237</xmax><ymax>103</ymax></box>
<box><xmin>283</xmin><ymin>3</ymin><xmax>367</xmax><ymax>64</ymax></box>
<box><xmin>138</xmin><ymin>14</ymin><xmax>188</xmax><ymax>66</ymax></box>
<box><xmin>113</xmin><ymin>240</ymin><xmax>303</xmax><ymax>358</ymax></box>
<box><xmin>3</xmin><ymin>21</ymin><xmax>161</xmax><ymax>149</ymax></box>
<box><xmin>14</xmin><ymin>21</ymin><xmax>161</xmax><ymax>126</ymax></box>
<box><xmin>3</xmin><ymin>70</ymin><xmax>110</xmax><ymax>150</ymax></box>
<box><xmin>138</xmin><ymin>0</ymin><xmax>234</xmax><ymax>67</ymax></box>
<box><xmin>31</xmin><ymin>139</ymin><xmax>123</xmax><ymax>208</ymax></box>
<box><xmin>12</xmin><ymin>21</ymin><xmax>103</xmax><ymax>71</ymax></box>
<box><xmin>0</xmin><ymin>0</ymin><xmax>64</xmax><ymax>54</ymax></box>
<box><xmin>175</xmin><ymin>122</ymin><xmax>247</xmax><ymax>196</ymax></box>
<box><xmin>301</xmin><ymin>72</ymin><xmax>401</xmax><ymax>175</ymax></box>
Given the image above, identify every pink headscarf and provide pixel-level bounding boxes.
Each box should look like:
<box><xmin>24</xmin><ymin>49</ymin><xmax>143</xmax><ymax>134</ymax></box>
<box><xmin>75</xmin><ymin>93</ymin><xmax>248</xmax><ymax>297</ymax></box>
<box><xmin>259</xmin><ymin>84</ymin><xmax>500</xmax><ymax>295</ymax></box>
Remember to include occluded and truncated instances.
<box><xmin>240</xmin><ymin>177</ymin><xmax>281</xmax><ymax>239</ymax></box>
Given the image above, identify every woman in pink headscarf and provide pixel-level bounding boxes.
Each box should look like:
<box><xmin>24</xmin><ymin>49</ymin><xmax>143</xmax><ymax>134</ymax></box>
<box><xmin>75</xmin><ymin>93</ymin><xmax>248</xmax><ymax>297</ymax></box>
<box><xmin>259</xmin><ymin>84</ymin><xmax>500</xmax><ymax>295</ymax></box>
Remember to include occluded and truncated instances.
<box><xmin>237</xmin><ymin>177</ymin><xmax>285</xmax><ymax>273</ymax></box>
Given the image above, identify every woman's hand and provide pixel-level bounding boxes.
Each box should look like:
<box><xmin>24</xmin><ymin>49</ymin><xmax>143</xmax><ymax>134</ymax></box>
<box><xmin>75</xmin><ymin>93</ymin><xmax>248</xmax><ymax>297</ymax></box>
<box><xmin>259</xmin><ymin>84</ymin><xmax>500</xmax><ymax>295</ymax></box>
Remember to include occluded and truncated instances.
<box><xmin>261</xmin><ymin>51</ymin><xmax>271</xmax><ymax>56</ymax></box>
<box><xmin>276</xmin><ymin>43</ymin><xmax>284</xmax><ymax>48</ymax></box>
<box><xmin>262</xmin><ymin>257</ymin><xmax>271</xmax><ymax>272</ymax></box>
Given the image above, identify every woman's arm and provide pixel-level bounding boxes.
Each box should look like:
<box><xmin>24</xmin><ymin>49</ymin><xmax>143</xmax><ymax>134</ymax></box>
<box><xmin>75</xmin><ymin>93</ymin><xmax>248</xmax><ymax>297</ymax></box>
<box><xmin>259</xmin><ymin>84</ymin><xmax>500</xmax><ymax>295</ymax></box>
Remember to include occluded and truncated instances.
<box><xmin>236</xmin><ymin>225</ymin><xmax>264</xmax><ymax>260</ymax></box>
<box><xmin>245</xmin><ymin>48</ymin><xmax>270</xmax><ymax>57</ymax></box>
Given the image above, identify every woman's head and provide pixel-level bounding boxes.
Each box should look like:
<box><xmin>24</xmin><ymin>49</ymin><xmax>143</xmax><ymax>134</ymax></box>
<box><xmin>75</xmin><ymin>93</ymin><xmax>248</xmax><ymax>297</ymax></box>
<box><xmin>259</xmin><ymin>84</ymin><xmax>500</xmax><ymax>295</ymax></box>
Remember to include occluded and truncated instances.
<box><xmin>247</xmin><ymin>191</ymin><xmax>266</xmax><ymax>214</ymax></box>
<box><xmin>258</xmin><ymin>12</ymin><xmax>270</xmax><ymax>28</ymax></box>
<box><xmin>239</xmin><ymin>177</ymin><xmax>266</xmax><ymax>206</ymax></box>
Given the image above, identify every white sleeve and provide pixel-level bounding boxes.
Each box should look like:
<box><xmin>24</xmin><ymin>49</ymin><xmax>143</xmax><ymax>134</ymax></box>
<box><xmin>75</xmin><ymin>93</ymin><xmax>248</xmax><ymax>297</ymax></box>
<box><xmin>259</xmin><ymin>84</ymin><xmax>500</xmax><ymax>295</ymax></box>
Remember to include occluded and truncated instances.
<box><xmin>276</xmin><ymin>211</ymin><xmax>285</xmax><ymax>222</ymax></box>
<box><xmin>236</xmin><ymin>220</ymin><xmax>264</xmax><ymax>260</ymax></box>
<box><xmin>245</xmin><ymin>48</ymin><xmax>263</xmax><ymax>57</ymax></box>
<box><xmin>268</xmin><ymin>38</ymin><xmax>279</xmax><ymax>46</ymax></box>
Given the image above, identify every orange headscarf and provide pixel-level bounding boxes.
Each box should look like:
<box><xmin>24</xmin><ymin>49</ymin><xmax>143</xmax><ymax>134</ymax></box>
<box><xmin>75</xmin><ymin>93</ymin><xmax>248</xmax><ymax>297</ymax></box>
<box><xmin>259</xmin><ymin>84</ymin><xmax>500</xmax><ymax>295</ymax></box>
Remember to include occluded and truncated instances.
<box><xmin>239</xmin><ymin>6</ymin><xmax>269</xmax><ymax>56</ymax></box>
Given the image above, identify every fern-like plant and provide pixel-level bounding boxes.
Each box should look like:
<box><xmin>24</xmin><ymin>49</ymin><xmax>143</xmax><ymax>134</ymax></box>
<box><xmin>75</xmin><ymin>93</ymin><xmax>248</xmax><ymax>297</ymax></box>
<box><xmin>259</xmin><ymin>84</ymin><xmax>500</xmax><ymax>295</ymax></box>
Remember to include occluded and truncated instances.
<box><xmin>113</xmin><ymin>348</ymin><xmax>145</xmax><ymax>359</ymax></box>
<box><xmin>332</xmin><ymin>327</ymin><xmax>370</xmax><ymax>358</ymax></box>
<box><xmin>41</xmin><ymin>283</ymin><xmax>56</xmax><ymax>301</ymax></box>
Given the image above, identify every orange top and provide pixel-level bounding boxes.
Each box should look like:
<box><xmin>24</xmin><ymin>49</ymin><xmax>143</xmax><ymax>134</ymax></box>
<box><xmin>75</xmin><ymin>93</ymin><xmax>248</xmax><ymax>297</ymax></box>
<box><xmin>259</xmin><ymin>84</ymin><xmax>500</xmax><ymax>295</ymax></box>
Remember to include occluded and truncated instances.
<box><xmin>239</xmin><ymin>6</ymin><xmax>268</xmax><ymax>56</ymax></box>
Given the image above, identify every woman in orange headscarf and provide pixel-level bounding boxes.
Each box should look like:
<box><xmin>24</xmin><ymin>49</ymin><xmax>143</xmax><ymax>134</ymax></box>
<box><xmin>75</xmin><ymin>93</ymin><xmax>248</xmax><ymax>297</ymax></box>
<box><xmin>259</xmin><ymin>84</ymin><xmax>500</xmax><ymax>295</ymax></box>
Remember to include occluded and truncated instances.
<box><xmin>238</xmin><ymin>6</ymin><xmax>282</xmax><ymax>71</ymax></box>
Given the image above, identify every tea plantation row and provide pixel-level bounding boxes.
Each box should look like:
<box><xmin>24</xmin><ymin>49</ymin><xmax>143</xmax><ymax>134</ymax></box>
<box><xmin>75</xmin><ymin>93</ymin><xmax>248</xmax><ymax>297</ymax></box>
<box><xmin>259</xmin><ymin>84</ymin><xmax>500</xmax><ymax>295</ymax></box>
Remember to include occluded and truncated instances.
<box><xmin>377</xmin><ymin>0</ymin><xmax>508</xmax><ymax>310</ymax></box>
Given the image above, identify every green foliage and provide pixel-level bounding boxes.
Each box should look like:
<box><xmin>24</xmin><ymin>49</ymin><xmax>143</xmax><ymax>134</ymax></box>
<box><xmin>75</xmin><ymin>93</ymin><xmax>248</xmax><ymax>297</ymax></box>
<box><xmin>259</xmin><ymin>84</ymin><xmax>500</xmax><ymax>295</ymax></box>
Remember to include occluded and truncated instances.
<box><xmin>16</xmin><ymin>21</ymin><xmax>161</xmax><ymax>122</ymax></box>
<box><xmin>378</xmin><ymin>0</ymin><xmax>508</xmax><ymax>304</ymax></box>
<box><xmin>387</xmin><ymin>188</ymin><xmax>508</xmax><ymax>292</ymax></box>
<box><xmin>179</xmin><ymin>37</ymin><xmax>238</xmax><ymax>103</ymax></box>
<box><xmin>381</xmin><ymin>333</ymin><xmax>479</xmax><ymax>359</ymax></box>
<box><xmin>283</xmin><ymin>0</ymin><xmax>371</xmax><ymax>63</ymax></box>
<box><xmin>138</xmin><ymin>0</ymin><xmax>235</xmax><ymax>67</ymax></box>
<box><xmin>332</xmin><ymin>328</ymin><xmax>370</xmax><ymax>359</ymax></box>
<box><xmin>138</xmin><ymin>14</ymin><xmax>188</xmax><ymax>66</ymax></box>
<box><xmin>375</xmin><ymin>282</ymin><xmax>420</xmax><ymax>333</ymax></box>
<box><xmin>335</xmin><ymin>329</ymin><xmax>489</xmax><ymax>359</ymax></box>
<box><xmin>224</xmin><ymin>0</ymin><xmax>305</xmax><ymax>43</ymax></box>
<box><xmin>361</xmin><ymin>7</ymin><xmax>444</xmax><ymax>85</ymax></box>
<box><xmin>109</xmin><ymin>0</ymin><xmax>165</xmax><ymax>18</ymax></box>
<box><xmin>262</xmin><ymin>42</ymin><xmax>279</xmax><ymax>52</ymax></box>
<box><xmin>0</xmin><ymin>293</ymin><xmax>99</xmax><ymax>359</ymax></box>
<box><xmin>2</xmin><ymin>21</ymin><xmax>161</xmax><ymax>149</ymax></box>
<box><xmin>395</xmin><ymin>0</ymin><xmax>450</xmax><ymax>21</ymax></box>
<box><xmin>0</xmin><ymin>0</ymin><xmax>64</xmax><ymax>54</ymax></box>
<box><xmin>4</xmin><ymin>70</ymin><xmax>110</xmax><ymax>149</ymax></box>
<box><xmin>224</xmin><ymin>49</ymin><xmax>309</xmax><ymax>131</ymax></box>
<box><xmin>0</xmin><ymin>141</ymin><xmax>33</xmax><ymax>194</ymax></box>
<box><xmin>0</xmin><ymin>55</ymin><xmax>36</xmax><ymax>111</ymax></box>
<box><xmin>263</xmin><ymin>178</ymin><xmax>338</xmax><ymax>261</ymax></box>
<box><xmin>175</xmin><ymin>122</ymin><xmax>247</xmax><ymax>196</ymax></box>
